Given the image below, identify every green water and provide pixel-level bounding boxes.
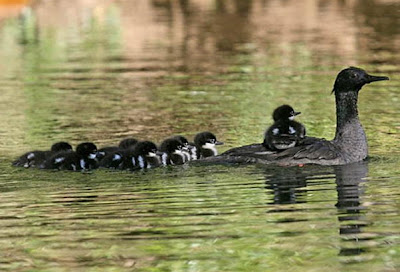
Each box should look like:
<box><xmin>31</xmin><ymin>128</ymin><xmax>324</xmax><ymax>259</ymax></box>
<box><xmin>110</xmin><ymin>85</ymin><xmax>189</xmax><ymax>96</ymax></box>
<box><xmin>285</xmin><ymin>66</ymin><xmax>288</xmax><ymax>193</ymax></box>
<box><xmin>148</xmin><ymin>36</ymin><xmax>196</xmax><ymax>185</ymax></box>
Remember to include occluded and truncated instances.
<box><xmin>0</xmin><ymin>0</ymin><xmax>399</xmax><ymax>271</ymax></box>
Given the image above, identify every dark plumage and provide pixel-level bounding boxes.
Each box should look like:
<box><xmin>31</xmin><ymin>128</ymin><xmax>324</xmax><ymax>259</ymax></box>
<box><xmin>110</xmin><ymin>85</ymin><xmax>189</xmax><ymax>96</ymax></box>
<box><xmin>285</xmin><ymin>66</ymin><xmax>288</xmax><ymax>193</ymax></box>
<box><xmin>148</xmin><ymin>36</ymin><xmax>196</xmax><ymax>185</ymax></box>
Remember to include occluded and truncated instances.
<box><xmin>122</xmin><ymin>141</ymin><xmax>161</xmax><ymax>170</ymax></box>
<box><xmin>173</xmin><ymin>135</ymin><xmax>196</xmax><ymax>161</ymax></box>
<box><xmin>203</xmin><ymin>67</ymin><xmax>389</xmax><ymax>166</ymax></box>
<box><xmin>41</xmin><ymin>142</ymin><xmax>98</xmax><ymax>171</ymax></box>
<box><xmin>118</xmin><ymin>138</ymin><xmax>138</xmax><ymax>149</ymax></box>
<box><xmin>160</xmin><ymin>138</ymin><xmax>186</xmax><ymax>165</ymax></box>
<box><xmin>194</xmin><ymin>131</ymin><xmax>224</xmax><ymax>159</ymax></box>
<box><xmin>12</xmin><ymin>141</ymin><xmax>72</xmax><ymax>168</ymax></box>
<box><xmin>98</xmin><ymin>150</ymin><xmax>127</xmax><ymax>169</ymax></box>
<box><xmin>263</xmin><ymin>105</ymin><xmax>306</xmax><ymax>150</ymax></box>
<box><xmin>96</xmin><ymin>138</ymin><xmax>138</xmax><ymax>162</ymax></box>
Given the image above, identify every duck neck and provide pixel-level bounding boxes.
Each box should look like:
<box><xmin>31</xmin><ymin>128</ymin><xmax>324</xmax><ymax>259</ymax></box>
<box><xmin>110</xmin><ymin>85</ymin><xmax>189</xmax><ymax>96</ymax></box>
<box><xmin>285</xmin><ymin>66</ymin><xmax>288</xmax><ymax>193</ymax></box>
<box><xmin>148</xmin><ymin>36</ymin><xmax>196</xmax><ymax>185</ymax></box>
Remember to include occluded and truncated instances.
<box><xmin>333</xmin><ymin>89</ymin><xmax>368</xmax><ymax>161</ymax></box>
<box><xmin>334</xmin><ymin>90</ymin><xmax>360</xmax><ymax>134</ymax></box>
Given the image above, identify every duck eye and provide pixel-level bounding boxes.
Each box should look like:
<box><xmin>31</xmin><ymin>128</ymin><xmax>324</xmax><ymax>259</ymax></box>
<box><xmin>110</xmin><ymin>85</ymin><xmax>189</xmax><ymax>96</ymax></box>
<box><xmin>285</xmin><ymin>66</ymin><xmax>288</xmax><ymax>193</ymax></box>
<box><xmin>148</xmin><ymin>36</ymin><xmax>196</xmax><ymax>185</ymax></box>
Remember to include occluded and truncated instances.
<box><xmin>350</xmin><ymin>73</ymin><xmax>358</xmax><ymax>79</ymax></box>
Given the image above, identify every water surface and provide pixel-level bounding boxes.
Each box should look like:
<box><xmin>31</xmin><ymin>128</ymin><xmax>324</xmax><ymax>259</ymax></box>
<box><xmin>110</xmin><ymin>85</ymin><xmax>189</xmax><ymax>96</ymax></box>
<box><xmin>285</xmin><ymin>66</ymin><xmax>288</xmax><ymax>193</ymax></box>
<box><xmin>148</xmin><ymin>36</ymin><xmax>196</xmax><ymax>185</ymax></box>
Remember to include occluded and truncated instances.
<box><xmin>0</xmin><ymin>0</ymin><xmax>399</xmax><ymax>271</ymax></box>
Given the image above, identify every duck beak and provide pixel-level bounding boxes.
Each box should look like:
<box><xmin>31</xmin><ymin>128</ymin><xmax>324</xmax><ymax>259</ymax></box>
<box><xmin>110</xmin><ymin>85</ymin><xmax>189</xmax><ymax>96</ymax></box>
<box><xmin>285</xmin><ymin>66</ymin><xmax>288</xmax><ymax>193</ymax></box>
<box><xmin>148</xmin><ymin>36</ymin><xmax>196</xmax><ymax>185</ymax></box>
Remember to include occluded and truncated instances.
<box><xmin>365</xmin><ymin>74</ymin><xmax>389</xmax><ymax>84</ymax></box>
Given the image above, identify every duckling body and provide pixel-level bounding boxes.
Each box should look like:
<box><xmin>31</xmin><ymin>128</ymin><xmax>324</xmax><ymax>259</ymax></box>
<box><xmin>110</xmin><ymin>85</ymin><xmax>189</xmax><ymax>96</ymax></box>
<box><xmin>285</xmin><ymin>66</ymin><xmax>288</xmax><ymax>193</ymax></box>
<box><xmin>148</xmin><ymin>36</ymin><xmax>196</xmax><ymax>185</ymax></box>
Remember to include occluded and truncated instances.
<box><xmin>160</xmin><ymin>138</ymin><xmax>187</xmax><ymax>165</ymax></box>
<box><xmin>12</xmin><ymin>142</ymin><xmax>72</xmax><ymax>168</ymax></box>
<box><xmin>263</xmin><ymin>105</ymin><xmax>306</xmax><ymax>151</ymax></box>
<box><xmin>41</xmin><ymin>142</ymin><xmax>98</xmax><ymax>171</ymax></box>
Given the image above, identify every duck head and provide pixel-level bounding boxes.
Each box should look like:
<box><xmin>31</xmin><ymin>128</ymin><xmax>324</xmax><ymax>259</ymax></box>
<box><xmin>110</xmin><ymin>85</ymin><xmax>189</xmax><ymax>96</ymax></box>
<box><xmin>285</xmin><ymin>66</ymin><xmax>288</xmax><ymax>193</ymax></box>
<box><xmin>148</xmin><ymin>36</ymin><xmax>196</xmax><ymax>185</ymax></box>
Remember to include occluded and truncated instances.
<box><xmin>332</xmin><ymin>67</ymin><xmax>389</xmax><ymax>94</ymax></box>
<box><xmin>272</xmin><ymin>105</ymin><xmax>301</xmax><ymax>121</ymax></box>
<box><xmin>76</xmin><ymin>142</ymin><xmax>98</xmax><ymax>160</ymax></box>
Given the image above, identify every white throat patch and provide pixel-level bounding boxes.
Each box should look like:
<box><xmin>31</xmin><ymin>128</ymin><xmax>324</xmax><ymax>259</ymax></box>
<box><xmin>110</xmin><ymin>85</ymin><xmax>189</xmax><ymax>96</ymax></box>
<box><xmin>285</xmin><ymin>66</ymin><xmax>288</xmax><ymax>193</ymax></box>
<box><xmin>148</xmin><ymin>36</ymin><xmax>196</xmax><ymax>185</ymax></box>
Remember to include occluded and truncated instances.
<box><xmin>55</xmin><ymin>157</ymin><xmax>65</xmax><ymax>164</ymax></box>
<box><xmin>113</xmin><ymin>154</ymin><xmax>122</xmax><ymax>161</ymax></box>
<box><xmin>173</xmin><ymin>150</ymin><xmax>186</xmax><ymax>162</ymax></box>
<box><xmin>202</xmin><ymin>143</ymin><xmax>217</xmax><ymax>156</ymax></box>
<box><xmin>147</xmin><ymin>152</ymin><xmax>157</xmax><ymax>157</ymax></box>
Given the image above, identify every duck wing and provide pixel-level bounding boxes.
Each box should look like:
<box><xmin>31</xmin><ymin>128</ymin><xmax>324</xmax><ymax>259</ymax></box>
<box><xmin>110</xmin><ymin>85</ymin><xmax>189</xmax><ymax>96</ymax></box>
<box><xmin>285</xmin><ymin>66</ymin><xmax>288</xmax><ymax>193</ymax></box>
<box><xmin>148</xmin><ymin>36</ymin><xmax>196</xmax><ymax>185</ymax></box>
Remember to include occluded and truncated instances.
<box><xmin>273</xmin><ymin>139</ymin><xmax>340</xmax><ymax>160</ymax></box>
<box><xmin>221</xmin><ymin>144</ymin><xmax>274</xmax><ymax>156</ymax></box>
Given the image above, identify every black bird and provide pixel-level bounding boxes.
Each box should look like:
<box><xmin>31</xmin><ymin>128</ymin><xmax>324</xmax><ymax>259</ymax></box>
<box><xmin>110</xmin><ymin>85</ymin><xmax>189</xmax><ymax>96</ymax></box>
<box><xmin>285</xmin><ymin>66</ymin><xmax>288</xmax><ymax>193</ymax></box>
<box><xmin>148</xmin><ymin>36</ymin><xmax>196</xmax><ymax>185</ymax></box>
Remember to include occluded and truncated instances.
<box><xmin>160</xmin><ymin>138</ymin><xmax>187</xmax><ymax>165</ymax></box>
<box><xmin>204</xmin><ymin>67</ymin><xmax>389</xmax><ymax>166</ymax></box>
<box><xmin>97</xmin><ymin>138</ymin><xmax>139</xmax><ymax>169</ymax></box>
<box><xmin>41</xmin><ymin>142</ymin><xmax>98</xmax><ymax>171</ymax></box>
<box><xmin>122</xmin><ymin>141</ymin><xmax>161</xmax><ymax>170</ymax></box>
<box><xmin>98</xmin><ymin>150</ymin><xmax>127</xmax><ymax>169</ymax></box>
<box><xmin>12</xmin><ymin>141</ymin><xmax>72</xmax><ymax>168</ymax></box>
<box><xmin>263</xmin><ymin>105</ymin><xmax>306</xmax><ymax>150</ymax></box>
<box><xmin>173</xmin><ymin>135</ymin><xmax>196</xmax><ymax>161</ymax></box>
<box><xmin>96</xmin><ymin>137</ymin><xmax>138</xmax><ymax>162</ymax></box>
<box><xmin>194</xmin><ymin>131</ymin><xmax>224</xmax><ymax>159</ymax></box>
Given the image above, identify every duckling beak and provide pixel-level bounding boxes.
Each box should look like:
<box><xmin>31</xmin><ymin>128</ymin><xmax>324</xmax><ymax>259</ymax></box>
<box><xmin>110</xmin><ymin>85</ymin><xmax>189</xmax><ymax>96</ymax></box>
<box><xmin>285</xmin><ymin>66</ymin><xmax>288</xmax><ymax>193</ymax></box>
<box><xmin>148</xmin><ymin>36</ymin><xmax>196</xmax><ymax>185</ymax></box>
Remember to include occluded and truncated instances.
<box><xmin>365</xmin><ymin>74</ymin><xmax>389</xmax><ymax>84</ymax></box>
<box><xmin>294</xmin><ymin>111</ymin><xmax>301</xmax><ymax>116</ymax></box>
<box><xmin>215</xmin><ymin>141</ymin><xmax>224</xmax><ymax>145</ymax></box>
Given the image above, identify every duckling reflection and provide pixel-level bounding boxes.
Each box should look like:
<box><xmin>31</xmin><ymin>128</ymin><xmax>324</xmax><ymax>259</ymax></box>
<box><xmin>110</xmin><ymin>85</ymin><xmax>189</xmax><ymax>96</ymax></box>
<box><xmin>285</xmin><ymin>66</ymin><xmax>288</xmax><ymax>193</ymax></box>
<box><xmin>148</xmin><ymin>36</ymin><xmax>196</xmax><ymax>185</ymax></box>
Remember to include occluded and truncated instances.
<box><xmin>264</xmin><ymin>166</ymin><xmax>308</xmax><ymax>205</ymax></box>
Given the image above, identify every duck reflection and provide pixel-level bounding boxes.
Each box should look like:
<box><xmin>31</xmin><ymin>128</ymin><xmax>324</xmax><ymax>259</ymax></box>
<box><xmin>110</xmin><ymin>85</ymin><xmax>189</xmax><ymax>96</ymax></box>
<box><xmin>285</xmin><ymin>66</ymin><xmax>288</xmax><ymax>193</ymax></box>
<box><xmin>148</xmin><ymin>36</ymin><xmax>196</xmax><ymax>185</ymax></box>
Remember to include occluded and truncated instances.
<box><xmin>264</xmin><ymin>161</ymin><xmax>368</xmax><ymax>256</ymax></box>
<box><xmin>334</xmin><ymin>161</ymin><xmax>369</xmax><ymax>256</ymax></box>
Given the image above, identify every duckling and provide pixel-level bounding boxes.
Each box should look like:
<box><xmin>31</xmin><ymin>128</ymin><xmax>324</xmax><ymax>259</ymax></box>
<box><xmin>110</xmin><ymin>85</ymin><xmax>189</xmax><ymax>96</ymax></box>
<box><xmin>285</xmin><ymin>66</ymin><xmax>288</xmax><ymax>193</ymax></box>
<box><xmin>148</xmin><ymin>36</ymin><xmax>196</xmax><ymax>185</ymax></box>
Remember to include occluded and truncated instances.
<box><xmin>160</xmin><ymin>138</ymin><xmax>187</xmax><ymax>165</ymax></box>
<box><xmin>263</xmin><ymin>105</ymin><xmax>306</xmax><ymax>151</ymax></box>
<box><xmin>96</xmin><ymin>137</ymin><xmax>138</xmax><ymax>162</ymax></box>
<box><xmin>122</xmin><ymin>141</ymin><xmax>161</xmax><ymax>170</ymax></box>
<box><xmin>41</xmin><ymin>142</ymin><xmax>98</xmax><ymax>171</ymax></box>
<box><xmin>172</xmin><ymin>135</ymin><xmax>197</xmax><ymax>161</ymax></box>
<box><xmin>12</xmin><ymin>141</ymin><xmax>72</xmax><ymax>168</ymax></box>
<box><xmin>194</xmin><ymin>131</ymin><xmax>224</xmax><ymax>159</ymax></box>
<box><xmin>97</xmin><ymin>138</ymin><xmax>139</xmax><ymax>169</ymax></box>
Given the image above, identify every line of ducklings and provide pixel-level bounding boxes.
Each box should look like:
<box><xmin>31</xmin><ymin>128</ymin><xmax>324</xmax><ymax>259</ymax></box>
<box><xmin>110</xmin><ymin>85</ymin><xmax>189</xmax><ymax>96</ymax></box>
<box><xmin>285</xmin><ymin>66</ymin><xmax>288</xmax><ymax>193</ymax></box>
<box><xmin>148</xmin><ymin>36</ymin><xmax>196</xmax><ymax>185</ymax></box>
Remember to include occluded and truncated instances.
<box><xmin>12</xmin><ymin>131</ymin><xmax>224</xmax><ymax>171</ymax></box>
<box><xmin>12</xmin><ymin>104</ymin><xmax>307</xmax><ymax>171</ymax></box>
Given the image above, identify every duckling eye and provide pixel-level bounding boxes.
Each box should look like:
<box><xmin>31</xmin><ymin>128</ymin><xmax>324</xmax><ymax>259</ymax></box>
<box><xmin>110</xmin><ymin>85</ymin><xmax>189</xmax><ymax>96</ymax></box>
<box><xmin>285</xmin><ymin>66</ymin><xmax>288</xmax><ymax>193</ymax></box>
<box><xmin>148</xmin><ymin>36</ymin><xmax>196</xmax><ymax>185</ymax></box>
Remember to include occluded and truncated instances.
<box><xmin>350</xmin><ymin>73</ymin><xmax>358</xmax><ymax>79</ymax></box>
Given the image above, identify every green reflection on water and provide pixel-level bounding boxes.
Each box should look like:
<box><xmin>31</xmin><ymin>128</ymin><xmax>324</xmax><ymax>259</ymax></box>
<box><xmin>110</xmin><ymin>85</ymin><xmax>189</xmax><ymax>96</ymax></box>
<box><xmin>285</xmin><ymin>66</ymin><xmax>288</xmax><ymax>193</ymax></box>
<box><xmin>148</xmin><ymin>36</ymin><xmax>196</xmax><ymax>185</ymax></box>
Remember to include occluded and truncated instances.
<box><xmin>1</xmin><ymin>160</ymin><xmax>400</xmax><ymax>271</ymax></box>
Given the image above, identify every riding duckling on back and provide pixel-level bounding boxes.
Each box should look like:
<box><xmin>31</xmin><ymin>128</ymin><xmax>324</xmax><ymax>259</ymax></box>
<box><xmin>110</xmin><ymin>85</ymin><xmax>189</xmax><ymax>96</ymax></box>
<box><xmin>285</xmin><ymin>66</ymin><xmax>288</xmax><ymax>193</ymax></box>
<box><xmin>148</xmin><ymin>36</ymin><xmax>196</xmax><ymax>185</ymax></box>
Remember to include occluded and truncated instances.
<box><xmin>263</xmin><ymin>105</ymin><xmax>306</xmax><ymax>151</ymax></box>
